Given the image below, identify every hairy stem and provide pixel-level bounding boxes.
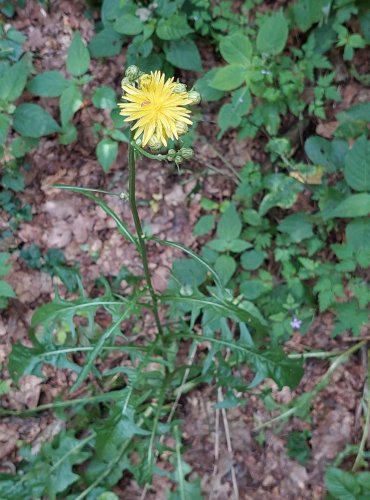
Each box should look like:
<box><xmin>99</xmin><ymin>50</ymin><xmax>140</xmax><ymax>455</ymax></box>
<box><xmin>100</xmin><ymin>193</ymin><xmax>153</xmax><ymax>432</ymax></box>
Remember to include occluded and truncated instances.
<box><xmin>128</xmin><ymin>141</ymin><xmax>163</xmax><ymax>337</ymax></box>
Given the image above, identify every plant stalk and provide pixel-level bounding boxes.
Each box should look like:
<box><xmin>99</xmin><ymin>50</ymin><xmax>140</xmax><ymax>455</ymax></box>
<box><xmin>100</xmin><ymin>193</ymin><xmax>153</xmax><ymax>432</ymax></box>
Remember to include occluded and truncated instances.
<box><xmin>128</xmin><ymin>140</ymin><xmax>163</xmax><ymax>337</ymax></box>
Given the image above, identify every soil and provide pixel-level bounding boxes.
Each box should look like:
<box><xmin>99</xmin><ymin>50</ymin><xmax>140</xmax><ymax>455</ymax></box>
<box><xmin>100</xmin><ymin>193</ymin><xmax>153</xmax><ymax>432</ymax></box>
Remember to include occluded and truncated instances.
<box><xmin>0</xmin><ymin>1</ymin><xmax>368</xmax><ymax>499</ymax></box>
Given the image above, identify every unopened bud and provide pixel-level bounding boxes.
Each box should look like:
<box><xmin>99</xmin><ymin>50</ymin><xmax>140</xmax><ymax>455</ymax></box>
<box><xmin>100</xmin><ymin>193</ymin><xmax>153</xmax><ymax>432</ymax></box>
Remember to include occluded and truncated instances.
<box><xmin>173</xmin><ymin>82</ymin><xmax>187</xmax><ymax>93</ymax></box>
<box><xmin>125</xmin><ymin>65</ymin><xmax>140</xmax><ymax>81</ymax></box>
<box><xmin>187</xmin><ymin>90</ymin><xmax>201</xmax><ymax>105</ymax></box>
<box><xmin>175</xmin><ymin>121</ymin><xmax>188</xmax><ymax>136</ymax></box>
<box><xmin>167</xmin><ymin>148</ymin><xmax>176</xmax><ymax>161</ymax></box>
<box><xmin>174</xmin><ymin>155</ymin><xmax>183</xmax><ymax>165</ymax></box>
<box><xmin>139</xmin><ymin>74</ymin><xmax>152</xmax><ymax>89</ymax></box>
<box><xmin>180</xmin><ymin>147</ymin><xmax>194</xmax><ymax>160</ymax></box>
<box><xmin>121</xmin><ymin>77</ymin><xmax>131</xmax><ymax>88</ymax></box>
<box><xmin>148</xmin><ymin>135</ymin><xmax>162</xmax><ymax>151</ymax></box>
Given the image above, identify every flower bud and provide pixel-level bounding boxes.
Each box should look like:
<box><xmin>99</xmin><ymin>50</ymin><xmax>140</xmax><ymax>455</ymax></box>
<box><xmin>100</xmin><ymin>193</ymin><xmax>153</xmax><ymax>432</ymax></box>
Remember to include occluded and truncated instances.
<box><xmin>174</xmin><ymin>155</ymin><xmax>184</xmax><ymax>165</ymax></box>
<box><xmin>125</xmin><ymin>65</ymin><xmax>140</xmax><ymax>81</ymax></box>
<box><xmin>179</xmin><ymin>147</ymin><xmax>194</xmax><ymax>160</ymax></box>
<box><xmin>148</xmin><ymin>135</ymin><xmax>162</xmax><ymax>151</ymax></box>
<box><xmin>139</xmin><ymin>74</ymin><xmax>152</xmax><ymax>90</ymax></box>
<box><xmin>173</xmin><ymin>82</ymin><xmax>187</xmax><ymax>93</ymax></box>
<box><xmin>187</xmin><ymin>90</ymin><xmax>201</xmax><ymax>105</ymax></box>
<box><xmin>121</xmin><ymin>76</ymin><xmax>131</xmax><ymax>88</ymax></box>
<box><xmin>167</xmin><ymin>149</ymin><xmax>176</xmax><ymax>161</ymax></box>
<box><xmin>175</xmin><ymin>121</ymin><xmax>188</xmax><ymax>136</ymax></box>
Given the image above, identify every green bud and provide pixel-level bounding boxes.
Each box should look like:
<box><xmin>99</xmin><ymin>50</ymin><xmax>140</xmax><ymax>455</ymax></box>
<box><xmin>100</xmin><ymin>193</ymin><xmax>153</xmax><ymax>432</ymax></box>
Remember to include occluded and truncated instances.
<box><xmin>125</xmin><ymin>65</ymin><xmax>140</xmax><ymax>81</ymax></box>
<box><xmin>148</xmin><ymin>135</ymin><xmax>162</xmax><ymax>151</ymax></box>
<box><xmin>187</xmin><ymin>90</ymin><xmax>201</xmax><ymax>105</ymax></box>
<box><xmin>173</xmin><ymin>82</ymin><xmax>187</xmax><ymax>93</ymax></box>
<box><xmin>121</xmin><ymin>76</ymin><xmax>131</xmax><ymax>88</ymax></box>
<box><xmin>174</xmin><ymin>155</ymin><xmax>184</xmax><ymax>165</ymax></box>
<box><xmin>166</xmin><ymin>149</ymin><xmax>176</xmax><ymax>161</ymax></box>
<box><xmin>180</xmin><ymin>147</ymin><xmax>194</xmax><ymax>160</ymax></box>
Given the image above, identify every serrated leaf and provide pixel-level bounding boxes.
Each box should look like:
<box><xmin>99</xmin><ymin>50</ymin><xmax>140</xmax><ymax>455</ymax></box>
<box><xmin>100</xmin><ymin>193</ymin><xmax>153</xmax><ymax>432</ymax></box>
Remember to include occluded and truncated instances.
<box><xmin>217</xmin><ymin>203</ymin><xmax>242</xmax><ymax>241</ymax></box>
<box><xmin>13</xmin><ymin>103</ymin><xmax>61</xmax><ymax>138</ymax></box>
<box><xmin>88</xmin><ymin>28</ymin><xmax>124</xmax><ymax>58</ymax></box>
<box><xmin>324</xmin><ymin>193</ymin><xmax>370</xmax><ymax>219</ymax></box>
<box><xmin>60</xmin><ymin>85</ymin><xmax>83</xmax><ymax>126</ymax></box>
<box><xmin>156</xmin><ymin>15</ymin><xmax>193</xmax><ymax>40</ymax></box>
<box><xmin>0</xmin><ymin>54</ymin><xmax>31</xmax><ymax>102</ymax></box>
<box><xmin>27</xmin><ymin>70</ymin><xmax>68</xmax><ymax>97</ymax></box>
<box><xmin>66</xmin><ymin>31</ymin><xmax>90</xmax><ymax>76</ymax></box>
<box><xmin>96</xmin><ymin>138</ymin><xmax>118</xmax><ymax>172</ymax></box>
<box><xmin>346</xmin><ymin>218</ymin><xmax>370</xmax><ymax>249</ymax></box>
<box><xmin>193</xmin><ymin>214</ymin><xmax>215</xmax><ymax>236</ymax></box>
<box><xmin>278</xmin><ymin>213</ymin><xmax>313</xmax><ymax>243</ymax></box>
<box><xmin>113</xmin><ymin>14</ymin><xmax>144</xmax><ymax>35</ymax></box>
<box><xmin>220</xmin><ymin>32</ymin><xmax>252</xmax><ymax>64</ymax></box>
<box><xmin>325</xmin><ymin>468</ymin><xmax>361</xmax><ymax>500</ymax></box>
<box><xmin>344</xmin><ymin>135</ymin><xmax>370</xmax><ymax>191</ymax></box>
<box><xmin>214</xmin><ymin>255</ymin><xmax>236</xmax><ymax>285</ymax></box>
<box><xmin>210</xmin><ymin>64</ymin><xmax>246</xmax><ymax>91</ymax></box>
<box><xmin>164</xmin><ymin>39</ymin><xmax>202</xmax><ymax>71</ymax></box>
<box><xmin>257</xmin><ymin>11</ymin><xmax>288</xmax><ymax>55</ymax></box>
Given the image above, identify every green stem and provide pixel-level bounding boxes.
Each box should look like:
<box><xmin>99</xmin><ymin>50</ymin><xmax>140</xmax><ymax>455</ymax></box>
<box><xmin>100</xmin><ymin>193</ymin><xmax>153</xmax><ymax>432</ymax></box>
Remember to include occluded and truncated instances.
<box><xmin>130</xmin><ymin>141</ymin><xmax>167</xmax><ymax>161</ymax></box>
<box><xmin>128</xmin><ymin>140</ymin><xmax>163</xmax><ymax>337</ymax></box>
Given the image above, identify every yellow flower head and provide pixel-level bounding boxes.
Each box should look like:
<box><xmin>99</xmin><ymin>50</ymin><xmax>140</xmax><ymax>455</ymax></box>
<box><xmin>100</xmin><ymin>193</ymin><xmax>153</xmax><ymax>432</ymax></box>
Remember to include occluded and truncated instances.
<box><xmin>118</xmin><ymin>71</ymin><xmax>194</xmax><ymax>147</ymax></box>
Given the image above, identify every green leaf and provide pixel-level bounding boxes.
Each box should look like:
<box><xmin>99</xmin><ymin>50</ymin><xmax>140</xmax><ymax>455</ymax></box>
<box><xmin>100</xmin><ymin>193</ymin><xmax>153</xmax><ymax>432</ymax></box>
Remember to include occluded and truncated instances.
<box><xmin>92</xmin><ymin>86</ymin><xmax>117</xmax><ymax>109</ymax></box>
<box><xmin>215</xmin><ymin>255</ymin><xmax>236</xmax><ymax>286</ymax></box>
<box><xmin>217</xmin><ymin>203</ymin><xmax>242</xmax><ymax>241</ymax></box>
<box><xmin>256</xmin><ymin>11</ymin><xmax>288</xmax><ymax>55</ymax></box>
<box><xmin>194</xmin><ymin>69</ymin><xmax>226</xmax><ymax>102</ymax></box>
<box><xmin>218</xmin><ymin>87</ymin><xmax>251</xmax><ymax>136</ymax></box>
<box><xmin>220</xmin><ymin>32</ymin><xmax>252</xmax><ymax>64</ymax></box>
<box><xmin>346</xmin><ymin>219</ymin><xmax>370</xmax><ymax>249</ymax></box>
<box><xmin>293</xmin><ymin>0</ymin><xmax>325</xmax><ymax>32</ymax></box>
<box><xmin>0</xmin><ymin>113</ymin><xmax>10</xmax><ymax>146</ymax></box>
<box><xmin>60</xmin><ymin>85</ymin><xmax>83</xmax><ymax>126</ymax></box>
<box><xmin>156</xmin><ymin>15</ymin><xmax>193</xmax><ymax>40</ymax></box>
<box><xmin>88</xmin><ymin>28</ymin><xmax>124</xmax><ymax>58</ymax></box>
<box><xmin>27</xmin><ymin>70</ymin><xmax>68</xmax><ymax>97</ymax></box>
<box><xmin>96</xmin><ymin>138</ymin><xmax>118</xmax><ymax>172</ymax></box>
<box><xmin>0</xmin><ymin>54</ymin><xmax>31</xmax><ymax>102</ymax></box>
<box><xmin>113</xmin><ymin>14</ymin><xmax>144</xmax><ymax>35</ymax></box>
<box><xmin>210</xmin><ymin>64</ymin><xmax>246</xmax><ymax>91</ymax></box>
<box><xmin>241</xmin><ymin>250</ymin><xmax>265</xmax><ymax>270</ymax></box>
<box><xmin>66</xmin><ymin>31</ymin><xmax>90</xmax><ymax>76</ymax></box>
<box><xmin>0</xmin><ymin>280</ymin><xmax>15</xmax><ymax>298</ymax></box>
<box><xmin>164</xmin><ymin>39</ymin><xmax>202</xmax><ymax>71</ymax></box>
<box><xmin>344</xmin><ymin>135</ymin><xmax>370</xmax><ymax>191</ymax></box>
<box><xmin>324</xmin><ymin>193</ymin><xmax>370</xmax><ymax>219</ymax></box>
<box><xmin>278</xmin><ymin>213</ymin><xmax>313</xmax><ymax>243</ymax></box>
<box><xmin>193</xmin><ymin>214</ymin><xmax>215</xmax><ymax>236</ymax></box>
<box><xmin>325</xmin><ymin>468</ymin><xmax>361</xmax><ymax>500</ymax></box>
<box><xmin>13</xmin><ymin>103</ymin><xmax>61</xmax><ymax>138</ymax></box>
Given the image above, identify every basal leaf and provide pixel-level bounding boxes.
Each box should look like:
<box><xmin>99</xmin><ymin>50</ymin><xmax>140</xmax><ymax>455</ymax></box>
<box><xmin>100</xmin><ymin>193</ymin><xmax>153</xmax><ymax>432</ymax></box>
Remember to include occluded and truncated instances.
<box><xmin>220</xmin><ymin>32</ymin><xmax>252</xmax><ymax>64</ymax></box>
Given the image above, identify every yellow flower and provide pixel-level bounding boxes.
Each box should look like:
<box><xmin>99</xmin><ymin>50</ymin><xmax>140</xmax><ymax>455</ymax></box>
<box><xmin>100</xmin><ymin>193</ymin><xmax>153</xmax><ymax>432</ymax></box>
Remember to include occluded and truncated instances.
<box><xmin>118</xmin><ymin>71</ymin><xmax>193</xmax><ymax>147</ymax></box>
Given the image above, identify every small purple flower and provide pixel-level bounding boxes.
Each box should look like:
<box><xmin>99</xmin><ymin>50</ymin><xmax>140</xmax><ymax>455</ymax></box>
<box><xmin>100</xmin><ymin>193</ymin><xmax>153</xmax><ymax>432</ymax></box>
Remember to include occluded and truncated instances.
<box><xmin>290</xmin><ymin>317</ymin><xmax>302</xmax><ymax>329</ymax></box>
